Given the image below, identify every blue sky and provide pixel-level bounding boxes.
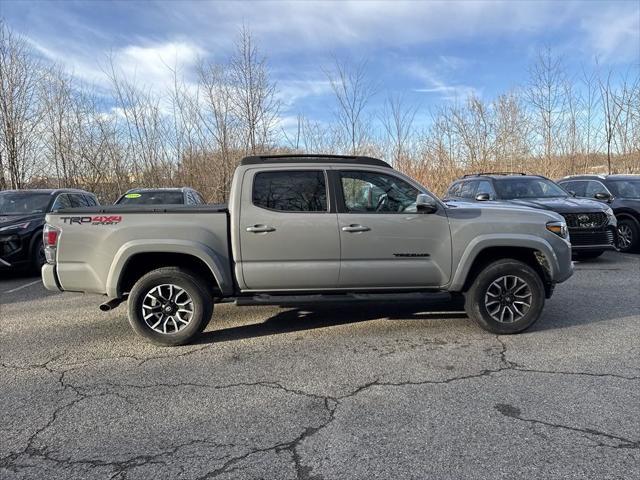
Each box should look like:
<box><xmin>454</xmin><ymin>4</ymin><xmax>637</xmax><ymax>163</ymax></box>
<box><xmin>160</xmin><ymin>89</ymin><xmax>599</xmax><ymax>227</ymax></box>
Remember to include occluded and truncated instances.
<box><xmin>2</xmin><ymin>0</ymin><xmax>639</xmax><ymax>129</ymax></box>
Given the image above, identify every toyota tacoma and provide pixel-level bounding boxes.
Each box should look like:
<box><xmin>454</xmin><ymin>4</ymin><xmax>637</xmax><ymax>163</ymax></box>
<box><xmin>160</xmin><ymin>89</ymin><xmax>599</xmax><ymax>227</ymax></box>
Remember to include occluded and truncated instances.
<box><xmin>41</xmin><ymin>155</ymin><xmax>574</xmax><ymax>345</ymax></box>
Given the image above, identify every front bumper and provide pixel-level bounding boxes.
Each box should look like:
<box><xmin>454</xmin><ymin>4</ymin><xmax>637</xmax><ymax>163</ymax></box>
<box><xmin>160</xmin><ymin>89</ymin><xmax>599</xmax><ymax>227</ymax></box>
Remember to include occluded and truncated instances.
<box><xmin>568</xmin><ymin>226</ymin><xmax>617</xmax><ymax>251</ymax></box>
<box><xmin>0</xmin><ymin>232</ymin><xmax>32</xmax><ymax>270</ymax></box>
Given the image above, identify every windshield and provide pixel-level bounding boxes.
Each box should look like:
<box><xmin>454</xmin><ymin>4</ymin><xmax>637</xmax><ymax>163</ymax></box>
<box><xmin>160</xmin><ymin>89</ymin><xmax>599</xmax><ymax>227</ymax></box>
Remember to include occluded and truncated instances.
<box><xmin>0</xmin><ymin>192</ymin><xmax>52</xmax><ymax>214</ymax></box>
<box><xmin>494</xmin><ymin>177</ymin><xmax>568</xmax><ymax>200</ymax></box>
<box><xmin>607</xmin><ymin>180</ymin><xmax>640</xmax><ymax>199</ymax></box>
<box><xmin>116</xmin><ymin>191</ymin><xmax>184</xmax><ymax>205</ymax></box>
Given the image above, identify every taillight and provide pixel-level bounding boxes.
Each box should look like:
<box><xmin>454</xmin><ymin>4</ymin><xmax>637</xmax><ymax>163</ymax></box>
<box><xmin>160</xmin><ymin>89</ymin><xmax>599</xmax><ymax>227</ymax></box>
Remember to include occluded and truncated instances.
<box><xmin>43</xmin><ymin>224</ymin><xmax>61</xmax><ymax>264</ymax></box>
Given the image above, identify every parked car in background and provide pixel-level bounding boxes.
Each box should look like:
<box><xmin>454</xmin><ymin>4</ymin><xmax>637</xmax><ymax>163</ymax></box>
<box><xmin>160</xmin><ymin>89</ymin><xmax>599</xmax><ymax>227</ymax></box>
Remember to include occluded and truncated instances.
<box><xmin>42</xmin><ymin>154</ymin><xmax>573</xmax><ymax>345</ymax></box>
<box><xmin>0</xmin><ymin>189</ymin><xmax>99</xmax><ymax>272</ymax></box>
<box><xmin>443</xmin><ymin>173</ymin><xmax>617</xmax><ymax>260</ymax></box>
<box><xmin>115</xmin><ymin>187</ymin><xmax>205</xmax><ymax>206</ymax></box>
<box><xmin>558</xmin><ymin>175</ymin><xmax>640</xmax><ymax>253</ymax></box>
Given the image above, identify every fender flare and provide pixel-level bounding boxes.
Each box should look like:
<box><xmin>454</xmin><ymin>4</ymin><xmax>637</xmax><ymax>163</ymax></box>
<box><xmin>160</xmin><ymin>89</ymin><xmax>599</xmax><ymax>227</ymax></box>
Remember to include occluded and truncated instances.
<box><xmin>449</xmin><ymin>234</ymin><xmax>560</xmax><ymax>291</ymax></box>
<box><xmin>105</xmin><ymin>239</ymin><xmax>232</xmax><ymax>298</ymax></box>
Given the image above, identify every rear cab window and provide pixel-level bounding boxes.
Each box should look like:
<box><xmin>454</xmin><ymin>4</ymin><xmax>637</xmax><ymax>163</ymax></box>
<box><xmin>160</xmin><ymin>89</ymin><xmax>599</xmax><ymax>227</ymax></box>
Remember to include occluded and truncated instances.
<box><xmin>252</xmin><ymin>170</ymin><xmax>328</xmax><ymax>212</ymax></box>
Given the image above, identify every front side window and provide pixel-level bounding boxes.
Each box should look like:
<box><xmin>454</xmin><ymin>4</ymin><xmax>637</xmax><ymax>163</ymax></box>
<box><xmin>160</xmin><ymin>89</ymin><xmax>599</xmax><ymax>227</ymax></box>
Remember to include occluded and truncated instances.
<box><xmin>560</xmin><ymin>181</ymin><xmax>586</xmax><ymax>196</ymax></box>
<box><xmin>252</xmin><ymin>170</ymin><xmax>327</xmax><ymax>212</ymax></box>
<box><xmin>458</xmin><ymin>181</ymin><xmax>477</xmax><ymax>199</ymax></box>
<box><xmin>494</xmin><ymin>177</ymin><xmax>567</xmax><ymax>199</ymax></box>
<box><xmin>446</xmin><ymin>182</ymin><xmax>462</xmax><ymax>198</ymax></box>
<box><xmin>476</xmin><ymin>180</ymin><xmax>496</xmax><ymax>199</ymax></box>
<box><xmin>584</xmin><ymin>181</ymin><xmax>610</xmax><ymax>198</ymax></box>
<box><xmin>340</xmin><ymin>171</ymin><xmax>419</xmax><ymax>213</ymax></box>
<box><xmin>51</xmin><ymin>194</ymin><xmax>72</xmax><ymax>210</ymax></box>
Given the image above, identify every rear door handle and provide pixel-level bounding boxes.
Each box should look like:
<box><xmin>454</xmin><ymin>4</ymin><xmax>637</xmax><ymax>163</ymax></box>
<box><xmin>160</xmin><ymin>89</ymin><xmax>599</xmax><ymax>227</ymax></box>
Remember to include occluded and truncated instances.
<box><xmin>342</xmin><ymin>224</ymin><xmax>371</xmax><ymax>233</ymax></box>
<box><xmin>246</xmin><ymin>225</ymin><xmax>276</xmax><ymax>233</ymax></box>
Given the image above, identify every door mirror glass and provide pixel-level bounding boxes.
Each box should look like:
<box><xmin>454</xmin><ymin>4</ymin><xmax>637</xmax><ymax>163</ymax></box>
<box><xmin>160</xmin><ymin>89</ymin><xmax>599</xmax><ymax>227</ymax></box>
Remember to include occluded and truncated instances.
<box><xmin>594</xmin><ymin>192</ymin><xmax>611</xmax><ymax>201</ymax></box>
<box><xmin>416</xmin><ymin>194</ymin><xmax>438</xmax><ymax>213</ymax></box>
<box><xmin>475</xmin><ymin>192</ymin><xmax>490</xmax><ymax>201</ymax></box>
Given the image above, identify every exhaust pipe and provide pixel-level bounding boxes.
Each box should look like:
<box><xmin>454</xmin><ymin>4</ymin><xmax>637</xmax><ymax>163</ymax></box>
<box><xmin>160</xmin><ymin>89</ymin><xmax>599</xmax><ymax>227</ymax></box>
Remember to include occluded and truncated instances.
<box><xmin>99</xmin><ymin>298</ymin><xmax>124</xmax><ymax>312</ymax></box>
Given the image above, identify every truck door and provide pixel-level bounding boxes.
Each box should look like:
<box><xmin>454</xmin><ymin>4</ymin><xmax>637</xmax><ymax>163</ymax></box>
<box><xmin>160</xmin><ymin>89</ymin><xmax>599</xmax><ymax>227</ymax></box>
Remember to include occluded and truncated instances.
<box><xmin>335</xmin><ymin>169</ymin><xmax>452</xmax><ymax>288</ymax></box>
<box><xmin>238</xmin><ymin>168</ymin><xmax>340</xmax><ymax>290</ymax></box>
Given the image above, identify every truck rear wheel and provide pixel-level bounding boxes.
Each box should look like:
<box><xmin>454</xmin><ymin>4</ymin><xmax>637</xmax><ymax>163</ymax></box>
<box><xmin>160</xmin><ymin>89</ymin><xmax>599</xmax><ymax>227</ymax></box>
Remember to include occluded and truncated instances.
<box><xmin>464</xmin><ymin>259</ymin><xmax>545</xmax><ymax>334</ymax></box>
<box><xmin>127</xmin><ymin>267</ymin><xmax>213</xmax><ymax>346</ymax></box>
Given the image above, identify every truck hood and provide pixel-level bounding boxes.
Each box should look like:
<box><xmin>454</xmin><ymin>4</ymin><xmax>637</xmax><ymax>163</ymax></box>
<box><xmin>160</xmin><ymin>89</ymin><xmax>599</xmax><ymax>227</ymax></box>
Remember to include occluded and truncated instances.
<box><xmin>506</xmin><ymin>197</ymin><xmax>609</xmax><ymax>214</ymax></box>
<box><xmin>444</xmin><ymin>199</ymin><xmax>563</xmax><ymax>221</ymax></box>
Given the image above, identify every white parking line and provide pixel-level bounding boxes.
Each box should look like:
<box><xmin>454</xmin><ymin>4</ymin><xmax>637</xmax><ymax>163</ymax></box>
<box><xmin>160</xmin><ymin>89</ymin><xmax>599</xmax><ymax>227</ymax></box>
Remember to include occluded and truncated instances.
<box><xmin>3</xmin><ymin>280</ymin><xmax>42</xmax><ymax>294</ymax></box>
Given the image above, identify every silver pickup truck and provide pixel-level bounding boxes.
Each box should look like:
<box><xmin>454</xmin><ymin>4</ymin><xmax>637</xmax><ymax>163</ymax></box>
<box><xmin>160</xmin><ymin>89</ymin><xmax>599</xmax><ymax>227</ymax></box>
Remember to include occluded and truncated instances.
<box><xmin>42</xmin><ymin>155</ymin><xmax>573</xmax><ymax>345</ymax></box>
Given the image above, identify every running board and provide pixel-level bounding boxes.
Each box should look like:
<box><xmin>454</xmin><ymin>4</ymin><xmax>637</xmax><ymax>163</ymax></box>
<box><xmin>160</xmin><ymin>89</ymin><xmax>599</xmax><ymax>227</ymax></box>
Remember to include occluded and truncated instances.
<box><xmin>235</xmin><ymin>292</ymin><xmax>453</xmax><ymax>307</ymax></box>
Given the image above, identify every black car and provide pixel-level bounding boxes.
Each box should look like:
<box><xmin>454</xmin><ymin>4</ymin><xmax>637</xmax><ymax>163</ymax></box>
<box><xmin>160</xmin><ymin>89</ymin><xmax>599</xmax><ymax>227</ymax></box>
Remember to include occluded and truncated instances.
<box><xmin>443</xmin><ymin>173</ymin><xmax>617</xmax><ymax>259</ymax></box>
<box><xmin>558</xmin><ymin>175</ymin><xmax>640</xmax><ymax>253</ymax></box>
<box><xmin>0</xmin><ymin>189</ymin><xmax>99</xmax><ymax>272</ymax></box>
<box><xmin>114</xmin><ymin>187</ymin><xmax>205</xmax><ymax>206</ymax></box>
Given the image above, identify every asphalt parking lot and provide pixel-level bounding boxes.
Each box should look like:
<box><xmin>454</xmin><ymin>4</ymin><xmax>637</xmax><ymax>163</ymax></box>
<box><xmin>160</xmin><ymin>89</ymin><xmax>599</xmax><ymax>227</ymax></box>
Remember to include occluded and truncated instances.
<box><xmin>1</xmin><ymin>252</ymin><xmax>639</xmax><ymax>479</ymax></box>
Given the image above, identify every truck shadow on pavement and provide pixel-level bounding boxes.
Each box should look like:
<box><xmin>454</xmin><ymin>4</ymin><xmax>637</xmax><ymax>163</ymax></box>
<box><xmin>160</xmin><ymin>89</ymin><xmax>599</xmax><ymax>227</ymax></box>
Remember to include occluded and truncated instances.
<box><xmin>195</xmin><ymin>297</ymin><xmax>469</xmax><ymax>345</ymax></box>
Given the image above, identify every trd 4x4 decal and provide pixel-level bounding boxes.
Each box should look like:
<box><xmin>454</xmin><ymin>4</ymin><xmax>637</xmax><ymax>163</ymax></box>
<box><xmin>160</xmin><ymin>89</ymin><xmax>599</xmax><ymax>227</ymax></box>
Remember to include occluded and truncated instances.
<box><xmin>60</xmin><ymin>216</ymin><xmax>122</xmax><ymax>225</ymax></box>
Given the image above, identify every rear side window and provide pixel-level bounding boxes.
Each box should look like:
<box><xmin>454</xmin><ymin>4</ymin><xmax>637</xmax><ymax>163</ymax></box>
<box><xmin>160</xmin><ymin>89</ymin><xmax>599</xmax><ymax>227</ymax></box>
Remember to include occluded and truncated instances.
<box><xmin>252</xmin><ymin>171</ymin><xmax>327</xmax><ymax>212</ymax></box>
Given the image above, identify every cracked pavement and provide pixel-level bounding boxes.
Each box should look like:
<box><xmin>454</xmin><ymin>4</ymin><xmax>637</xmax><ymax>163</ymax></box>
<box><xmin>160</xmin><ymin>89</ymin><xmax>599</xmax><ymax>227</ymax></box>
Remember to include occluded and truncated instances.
<box><xmin>1</xmin><ymin>251</ymin><xmax>639</xmax><ymax>479</ymax></box>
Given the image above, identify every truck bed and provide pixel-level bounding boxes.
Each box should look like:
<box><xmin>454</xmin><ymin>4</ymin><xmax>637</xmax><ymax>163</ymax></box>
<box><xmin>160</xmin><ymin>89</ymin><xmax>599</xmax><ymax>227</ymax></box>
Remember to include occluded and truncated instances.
<box><xmin>45</xmin><ymin>205</ymin><xmax>232</xmax><ymax>297</ymax></box>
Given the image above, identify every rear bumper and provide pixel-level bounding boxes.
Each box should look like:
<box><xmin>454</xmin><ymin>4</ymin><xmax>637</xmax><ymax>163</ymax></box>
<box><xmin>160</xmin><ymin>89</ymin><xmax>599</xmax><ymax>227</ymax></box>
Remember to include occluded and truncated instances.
<box><xmin>41</xmin><ymin>264</ymin><xmax>62</xmax><ymax>292</ymax></box>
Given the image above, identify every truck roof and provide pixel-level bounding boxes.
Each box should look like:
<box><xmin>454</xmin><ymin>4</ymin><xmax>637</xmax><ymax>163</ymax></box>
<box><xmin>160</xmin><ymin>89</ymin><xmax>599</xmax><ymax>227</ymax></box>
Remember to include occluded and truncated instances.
<box><xmin>240</xmin><ymin>154</ymin><xmax>392</xmax><ymax>168</ymax></box>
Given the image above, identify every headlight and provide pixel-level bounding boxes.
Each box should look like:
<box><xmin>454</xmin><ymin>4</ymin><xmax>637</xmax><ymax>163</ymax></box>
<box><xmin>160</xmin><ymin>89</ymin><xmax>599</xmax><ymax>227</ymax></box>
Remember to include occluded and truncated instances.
<box><xmin>0</xmin><ymin>221</ymin><xmax>30</xmax><ymax>232</ymax></box>
<box><xmin>605</xmin><ymin>207</ymin><xmax>615</xmax><ymax>219</ymax></box>
<box><xmin>546</xmin><ymin>220</ymin><xmax>568</xmax><ymax>239</ymax></box>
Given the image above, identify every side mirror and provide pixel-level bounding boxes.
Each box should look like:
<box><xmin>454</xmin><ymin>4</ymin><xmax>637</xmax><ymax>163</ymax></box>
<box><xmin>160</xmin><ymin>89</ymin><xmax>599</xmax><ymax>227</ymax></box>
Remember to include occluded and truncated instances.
<box><xmin>416</xmin><ymin>194</ymin><xmax>438</xmax><ymax>213</ymax></box>
<box><xmin>475</xmin><ymin>193</ymin><xmax>490</xmax><ymax>201</ymax></box>
<box><xmin>568</xmin><ymin>190</ymin><xmax>577</xmax><ymax>197</ymax></box>
<box><xmin>594</xmin><ymin>192</ymin><xmax>611</xmax><ymax>201</ymax></box>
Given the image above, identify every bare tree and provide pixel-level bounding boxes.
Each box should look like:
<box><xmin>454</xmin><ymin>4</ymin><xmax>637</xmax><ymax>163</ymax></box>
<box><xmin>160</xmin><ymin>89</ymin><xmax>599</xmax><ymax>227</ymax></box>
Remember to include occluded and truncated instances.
<box><xmin>380</xmin><ymin>94</ymin><xmax>418</xmax><ymax>169</ymax></box>
<box><xmin>526</xmin><ymin>48</ymin><xmax>568</xmax><ymax>163</ymax></box>
<box><xmin>229</xmin><ymin>25</ymin><xmax>280</xmax><ymax>155</ymax></box>
<box><xmin>0</xmin><ymin>20</ymin><xmax>46</xmax><ymax>189</ymax></box>
<box><xmin>324</xmin><ymin>58</ymin><xmax>377</xmax><ymax>155</ymax></box>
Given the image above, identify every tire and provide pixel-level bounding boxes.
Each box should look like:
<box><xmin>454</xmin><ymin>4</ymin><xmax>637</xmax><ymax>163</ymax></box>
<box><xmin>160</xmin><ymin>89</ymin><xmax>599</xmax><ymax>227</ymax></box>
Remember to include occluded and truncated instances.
<box><xmin>573</xmin><ymin>250</ymin><xmax>604</xmax><ymax>261</ymax></box>
<box><xmin>127</xmin><ymin>267</ymin><xmax>213</xmax><ymax>346</ymax></box>
<box><xmin>617</xmin><ymin>218</ymin><xmax>639</xmax><ymax>253</ymax></box>
<box><xmin>464</xmin><ymin>259</ymin><xmax>545</xmax><ymax>334</ymax></box>
<box><xmin>31</xmin><ymin>235</ymin><xmax>46</xmax><ymax>272</ymax></box>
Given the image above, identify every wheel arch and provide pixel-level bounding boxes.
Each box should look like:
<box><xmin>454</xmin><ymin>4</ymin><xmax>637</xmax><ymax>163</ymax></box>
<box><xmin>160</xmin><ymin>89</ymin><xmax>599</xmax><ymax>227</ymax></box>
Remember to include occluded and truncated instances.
<box><xmin>450</xmin><ymin>235</ymin><xmax>561</xmax><ymax>297</ymax></box>
<box><xmin>107</xmin><ymin>240</ymin><xmax>232</xmax><ymax>298</ymax></box>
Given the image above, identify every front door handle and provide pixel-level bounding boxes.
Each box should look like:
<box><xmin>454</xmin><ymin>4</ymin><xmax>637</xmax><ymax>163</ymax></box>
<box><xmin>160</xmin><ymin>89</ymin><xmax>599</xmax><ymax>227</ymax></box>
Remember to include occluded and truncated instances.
<box><xmin>342</xmin><ymin>224</ymin><xmax>371</xmax><ymax>233</ymax></box>
<box><xmin>246</xmin><ymin>225</ymin><xmax>276</xmax><ymax>233</ymax></box>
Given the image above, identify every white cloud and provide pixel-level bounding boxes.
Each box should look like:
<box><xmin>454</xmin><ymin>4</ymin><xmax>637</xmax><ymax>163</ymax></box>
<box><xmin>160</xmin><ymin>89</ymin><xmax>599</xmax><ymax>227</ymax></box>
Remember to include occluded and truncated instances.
<box><xmin>407</xmin><ymin>62</ymin><xmax>479</xmax><ymax>101</ymax></box>
<box><xmin>580</xmin><ymin>7</ymin><xmax>640</xmax><ymax>62</ymax></box>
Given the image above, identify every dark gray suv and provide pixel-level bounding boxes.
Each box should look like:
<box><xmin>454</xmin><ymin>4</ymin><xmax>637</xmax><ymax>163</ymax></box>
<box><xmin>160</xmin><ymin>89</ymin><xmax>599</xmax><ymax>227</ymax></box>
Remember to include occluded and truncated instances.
<box><xmin>444</xmin><ymin>173</ymin><xmax>618</xmax><ymax>260</ymax></box>
<box><xmin>558</xmin><ymin>175</ymin><xmax>640</xmax><ymax>253</ymax></box>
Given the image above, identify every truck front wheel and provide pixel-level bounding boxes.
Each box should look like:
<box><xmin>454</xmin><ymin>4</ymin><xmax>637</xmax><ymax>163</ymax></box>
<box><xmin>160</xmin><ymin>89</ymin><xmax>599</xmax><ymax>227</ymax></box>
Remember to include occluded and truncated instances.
<box><xmin>464</xmin><ymin>259</ymin><xmax>545</xmax><ymax>334</ymax></box>
<box><xmin>128</xmin><ymin>267</ymin><xmax>213</xmax><ymax>346</ymax></box>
